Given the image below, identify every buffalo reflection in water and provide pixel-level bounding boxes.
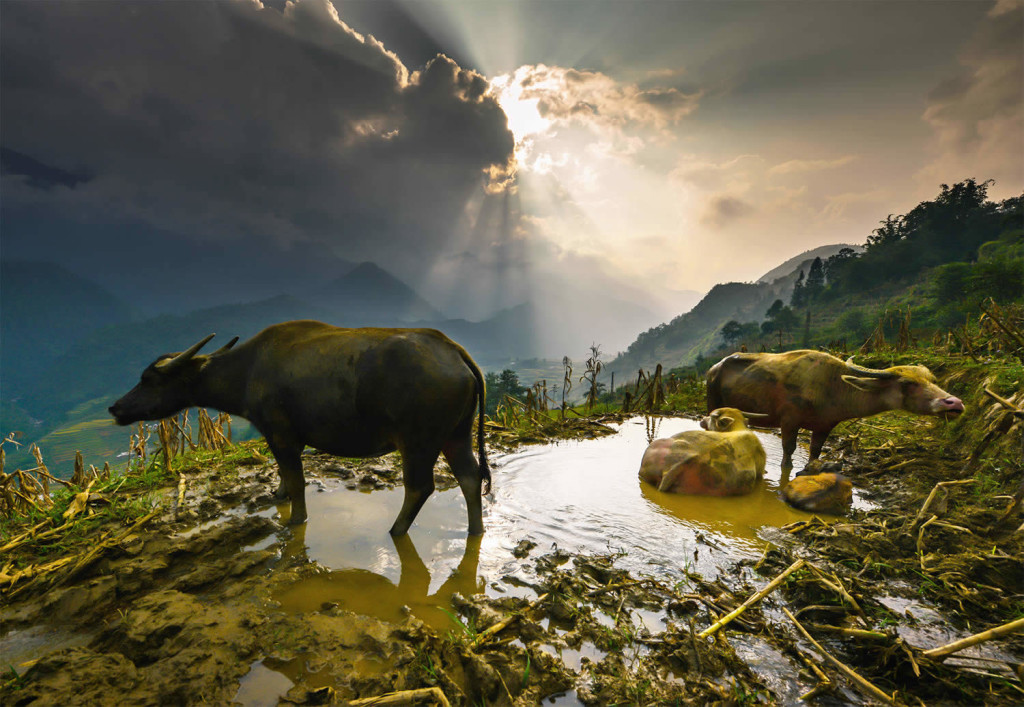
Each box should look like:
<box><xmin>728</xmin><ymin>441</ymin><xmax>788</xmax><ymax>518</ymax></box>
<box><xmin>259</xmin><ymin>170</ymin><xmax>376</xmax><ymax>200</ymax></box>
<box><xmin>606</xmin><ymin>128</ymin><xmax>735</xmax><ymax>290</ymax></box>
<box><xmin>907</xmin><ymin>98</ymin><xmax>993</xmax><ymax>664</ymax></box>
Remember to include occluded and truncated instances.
<box><xmin>273</xmin><ymin>528</ymin><xmax>485</xmax><ymax>630</ymax></box>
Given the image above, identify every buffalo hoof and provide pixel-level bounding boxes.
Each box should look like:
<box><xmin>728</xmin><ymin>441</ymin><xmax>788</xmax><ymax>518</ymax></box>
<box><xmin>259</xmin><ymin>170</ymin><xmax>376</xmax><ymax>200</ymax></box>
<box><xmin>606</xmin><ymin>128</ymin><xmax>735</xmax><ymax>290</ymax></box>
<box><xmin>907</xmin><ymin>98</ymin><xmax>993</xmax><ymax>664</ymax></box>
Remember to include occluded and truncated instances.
<box><xmin>796</xmin><ymin>460</ymin><xmax>843</xmax><ymax>477</ymax></box>
<box><xmin>782</xmin><ymin>473</ymin><xmax>852</xmax><ymax>514</ymax></box>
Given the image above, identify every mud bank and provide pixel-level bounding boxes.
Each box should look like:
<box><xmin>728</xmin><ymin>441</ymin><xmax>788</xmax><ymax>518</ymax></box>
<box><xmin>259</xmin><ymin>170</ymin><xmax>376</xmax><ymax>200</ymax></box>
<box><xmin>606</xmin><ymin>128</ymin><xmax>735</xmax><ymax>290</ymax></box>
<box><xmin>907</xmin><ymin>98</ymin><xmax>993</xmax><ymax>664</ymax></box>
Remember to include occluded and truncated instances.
<box><xmin>2</xmin><ymin>390</ymin><xmax>1023</xmax><ymax>705</ymax></box>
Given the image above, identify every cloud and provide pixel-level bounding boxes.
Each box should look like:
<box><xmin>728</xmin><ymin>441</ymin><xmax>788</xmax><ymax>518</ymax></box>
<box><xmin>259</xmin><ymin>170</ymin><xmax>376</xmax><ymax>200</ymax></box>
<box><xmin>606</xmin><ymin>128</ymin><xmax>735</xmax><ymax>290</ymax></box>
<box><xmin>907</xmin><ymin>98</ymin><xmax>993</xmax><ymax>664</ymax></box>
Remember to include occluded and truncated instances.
<box><xmin>768</xmin><ymin>155</ymin><xmax>858</xmax><ymax>175</ymax></box>
<box><xmin>494</xmin><ymin>64</ymin><xmax>702</xmax><ymax>136</ymax></box>
<box><xmin>670</xmin><ymin>154</ymin><xmax>765</xmax><ymax>192</ymax></box>
<box><xmin>0</xmin><ymin>0</ymin><xmax>514</xmax><ymax>279</ymax></box>
<box><xmin>822</xmin><ymin>189</ymin><xmax>887</xmax><ymax>220</ymax></box>
<box><xmin>700</xmin><ymin>194</ymin><xmax>755</xmax><ymax>228</ymax></box>
<box><xmin>917</xmin><ymin>1</ymin><xmax>1022</xmax><ymax>197</ymax></box>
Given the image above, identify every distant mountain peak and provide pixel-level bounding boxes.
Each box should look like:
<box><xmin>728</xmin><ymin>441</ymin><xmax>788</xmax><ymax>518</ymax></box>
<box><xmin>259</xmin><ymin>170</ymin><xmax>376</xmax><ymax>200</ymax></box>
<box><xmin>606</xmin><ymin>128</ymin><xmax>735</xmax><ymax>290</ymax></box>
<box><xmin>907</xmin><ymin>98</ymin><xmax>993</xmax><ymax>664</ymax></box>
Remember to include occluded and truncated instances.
<box><xmin>347</xmin><ymin>261</ymin><xmax>390</xmax><ymax>277</ymax></box>
<box><xmin>757</xmin><ymin>243</ymin><xmax>861</xmax><ymax>284</ymax></box>
<box><xmin>318</xmin><ymin>261</ymin><xmax>444</xmax><ymax>323</ymax></box>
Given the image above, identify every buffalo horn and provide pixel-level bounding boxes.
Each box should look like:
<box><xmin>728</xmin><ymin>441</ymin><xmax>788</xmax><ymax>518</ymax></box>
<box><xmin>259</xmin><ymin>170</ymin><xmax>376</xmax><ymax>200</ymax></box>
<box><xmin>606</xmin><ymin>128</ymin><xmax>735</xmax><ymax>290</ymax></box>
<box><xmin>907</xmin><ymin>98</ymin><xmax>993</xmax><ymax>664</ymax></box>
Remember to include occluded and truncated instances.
<box><xmin>741</xmin><ymin>411</ymin><xmax>770</xmax><ymax>419</ymax></box>
<box><xmin>844</xmin><ymin>361</ymin><xmax>898</xmax><ymax>379</ymax></box>
<box><xmin>156</xmin><ymin>333</ymin><xmax>216</xmax><ymax>371</ymax></box>
<box><xmin>210</xmin><ymin>336</ymin><xmax>239</xmax><ymax>356</ymax></box>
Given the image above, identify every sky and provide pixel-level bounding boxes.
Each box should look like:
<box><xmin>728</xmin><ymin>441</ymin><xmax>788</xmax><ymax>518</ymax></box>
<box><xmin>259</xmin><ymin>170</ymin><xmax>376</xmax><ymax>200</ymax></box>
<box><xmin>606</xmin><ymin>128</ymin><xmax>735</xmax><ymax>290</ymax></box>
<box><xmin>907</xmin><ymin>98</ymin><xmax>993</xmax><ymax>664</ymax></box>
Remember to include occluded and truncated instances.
<box><xmin>2</xmin><ymin>0</ymin><xmax>1022</xmax><ymax>346</ymax></box>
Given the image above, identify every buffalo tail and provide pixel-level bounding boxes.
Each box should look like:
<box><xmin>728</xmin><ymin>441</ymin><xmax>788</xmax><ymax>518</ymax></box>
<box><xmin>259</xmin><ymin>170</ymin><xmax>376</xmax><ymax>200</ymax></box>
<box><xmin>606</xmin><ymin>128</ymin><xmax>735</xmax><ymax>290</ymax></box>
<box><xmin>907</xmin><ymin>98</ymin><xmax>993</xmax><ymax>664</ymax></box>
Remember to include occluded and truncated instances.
<box><xmin>458</xmin><ymin>345</ymin><xmax>492</xmax><ymax>495</ymax></box>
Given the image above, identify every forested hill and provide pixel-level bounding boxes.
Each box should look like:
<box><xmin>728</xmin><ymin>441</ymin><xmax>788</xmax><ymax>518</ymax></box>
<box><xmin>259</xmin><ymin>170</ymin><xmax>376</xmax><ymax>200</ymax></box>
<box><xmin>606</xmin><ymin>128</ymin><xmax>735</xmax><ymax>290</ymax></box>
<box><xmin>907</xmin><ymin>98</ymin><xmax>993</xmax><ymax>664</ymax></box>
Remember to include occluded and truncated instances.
<box><xmin>607</xmin><ymin>244</ymin><xmax>854</xmax><ymax>374</ymax></box>
<box><xmin>609</xmin><ymin>179</ymin><xmax>1023</xmax><ymax>375</ymax></box>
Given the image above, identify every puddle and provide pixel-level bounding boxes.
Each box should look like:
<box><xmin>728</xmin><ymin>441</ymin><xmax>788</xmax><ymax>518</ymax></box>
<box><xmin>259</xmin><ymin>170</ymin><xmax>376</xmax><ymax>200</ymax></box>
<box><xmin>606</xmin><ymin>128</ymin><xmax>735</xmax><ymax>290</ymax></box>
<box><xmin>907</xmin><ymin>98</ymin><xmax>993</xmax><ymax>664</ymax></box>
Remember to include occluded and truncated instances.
<box><xmin>261</xmin><ymin>418</ymin><xmax>866</xmax><ymax>630</ymax></box>
<box><xmin>543</xmin><ymin>688</ymin><xmax>586</xmax><ymax>705</ymax></box>
<box><xmin>877</xmin><ymin>593</ymin><xmax>1021</xmax><ymax>677</ymax></box>
<box><xmin>262</xmin><ymin>418</ymin><xmax>847</xmax><ymax>622</ymax></box>
<box><xmin>233</xmin><ymin>660</ymin><xmax>294</xmax><ymax>707</ymax></box>
<box><xmin>731</xmin><ymin>634</ymin><xmax>808</xmax><ymax>706</ymax></box>
<box><xmin>0</xmin><ymin>626</ymin><xmax>92</xmax><ymax>673</ymax></box>
<box><xmin>539</xmin><ymin>642</ymin><xmax>607</xmax><ymax>671</ymax></box>
<box><xmin>630</xmin><ymin>606</ymin><xmax>665</xmax><ymax>635</ymax></box>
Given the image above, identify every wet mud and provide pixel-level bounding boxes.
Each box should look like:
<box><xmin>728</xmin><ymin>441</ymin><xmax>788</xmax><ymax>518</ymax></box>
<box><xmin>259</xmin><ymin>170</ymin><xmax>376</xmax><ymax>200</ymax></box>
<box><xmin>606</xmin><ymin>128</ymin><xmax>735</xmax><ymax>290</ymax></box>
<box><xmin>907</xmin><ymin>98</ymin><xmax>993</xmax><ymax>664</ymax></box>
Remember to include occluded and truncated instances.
<box><xmin>2</xmin><ymin>405</ymin><xmax>1023</xmax><ymax>705</ymax></box>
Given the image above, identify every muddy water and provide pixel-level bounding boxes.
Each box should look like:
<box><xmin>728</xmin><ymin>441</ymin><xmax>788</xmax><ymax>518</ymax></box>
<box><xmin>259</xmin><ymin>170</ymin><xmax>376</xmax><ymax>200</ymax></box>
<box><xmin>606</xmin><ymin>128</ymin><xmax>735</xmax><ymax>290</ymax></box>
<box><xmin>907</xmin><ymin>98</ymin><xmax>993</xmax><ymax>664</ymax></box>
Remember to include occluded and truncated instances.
<box><xmin>268</xmin><ymin>417</ymin><xmax>858</xmax><ymax>632</ymax></box>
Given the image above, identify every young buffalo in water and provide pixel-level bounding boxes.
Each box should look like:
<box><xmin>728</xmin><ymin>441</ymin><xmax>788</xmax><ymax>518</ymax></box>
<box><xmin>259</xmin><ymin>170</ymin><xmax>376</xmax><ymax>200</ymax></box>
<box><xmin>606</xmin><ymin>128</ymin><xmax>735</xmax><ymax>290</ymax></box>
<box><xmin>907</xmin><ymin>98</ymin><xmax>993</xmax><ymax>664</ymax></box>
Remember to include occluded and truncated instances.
<box><xmin>706</xmin><ymin>350</ymin><xmax>964</xmax><ymax>470</ymax></box>
<box><xmin>639</xmin><ymin>408</ymin><xmax>767</xmax><ymax>496</ymax></box>
<box><xmin>109</xmin><ymin>320</ymin><xmax>490</xmax><ymax>535</ymax></box>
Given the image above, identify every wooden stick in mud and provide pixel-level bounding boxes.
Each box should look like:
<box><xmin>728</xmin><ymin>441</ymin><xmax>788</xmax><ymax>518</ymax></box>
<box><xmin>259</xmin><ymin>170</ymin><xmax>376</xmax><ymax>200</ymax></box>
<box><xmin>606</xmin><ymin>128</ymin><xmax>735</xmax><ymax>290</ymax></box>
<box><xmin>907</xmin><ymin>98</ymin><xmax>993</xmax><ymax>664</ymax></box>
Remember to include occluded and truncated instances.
<box><xmin>697</xmin><ymin>558</ymin><xmax>805</xmax><ymax>639</ymax></box>
<box><xmin>797</xmin><ymin>654</ymin><xmax>835</xmax><ymax>702</ymax></box>
<box><xmin>807</xmin><ymin>624</ymin><xmax>889</xmax><ymax>641</ymax></box>
<box><xmin>808</xmin><ymin>565</ymin><xmax>866</xmax><ymax>621</ymax></box>
<box><xmin>983</xmin><ymin>387</ymin><xmax>1024</xmax><ymax>415</ymax></box>
<box><xmin>471</xmin><ymin>592</ymin><xmax>550</xmax><ymax>648</ymax></box>
<box><xmin>922</xmin><ymin>617</ymin><xmax>1024</xmax><ymax>661</ymax></box>
<box><xmin>0</xmin><ymin>518</ymin><xmax>53</xmax><ymax>554</ymax></box>
<box><xmin>783</xmin><ymin>607</ymin><xmax>895</xmax><ymax>705</ymax></box>
<box><xmin>913</xmin><ymin>479</ymin><xmax>974</xmax><ymax>527</ymax></box>
<box><xmin>348</xmin><ymin>687</ymin><xmax>452</xmax><ymax>707</ymax></box>
<box><xmin>173</xmin><ymin>473</ymin><xmax>187</xmax><ymax>517</ymax></box>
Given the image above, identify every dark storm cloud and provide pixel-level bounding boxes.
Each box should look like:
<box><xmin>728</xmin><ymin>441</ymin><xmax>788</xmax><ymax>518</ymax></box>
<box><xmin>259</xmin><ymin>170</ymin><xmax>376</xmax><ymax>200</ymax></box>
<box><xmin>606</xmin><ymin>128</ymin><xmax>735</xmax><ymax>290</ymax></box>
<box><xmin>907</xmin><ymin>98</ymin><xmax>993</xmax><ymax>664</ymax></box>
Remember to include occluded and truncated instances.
<box><xmin>1</xmin><ymin>0</ymin><xmax>514</xmax><ymax>273</ymax></box>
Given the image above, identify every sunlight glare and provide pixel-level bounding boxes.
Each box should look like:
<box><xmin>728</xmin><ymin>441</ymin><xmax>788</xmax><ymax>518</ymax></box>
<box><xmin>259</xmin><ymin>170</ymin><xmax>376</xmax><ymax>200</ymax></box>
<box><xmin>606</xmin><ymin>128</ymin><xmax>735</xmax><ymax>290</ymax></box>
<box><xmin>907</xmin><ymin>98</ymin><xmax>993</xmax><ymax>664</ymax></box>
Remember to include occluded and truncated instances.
<box><xmin>491</xmin><ymin>73</ymin><xmax>552</xmax><ymax>147</ymax></box>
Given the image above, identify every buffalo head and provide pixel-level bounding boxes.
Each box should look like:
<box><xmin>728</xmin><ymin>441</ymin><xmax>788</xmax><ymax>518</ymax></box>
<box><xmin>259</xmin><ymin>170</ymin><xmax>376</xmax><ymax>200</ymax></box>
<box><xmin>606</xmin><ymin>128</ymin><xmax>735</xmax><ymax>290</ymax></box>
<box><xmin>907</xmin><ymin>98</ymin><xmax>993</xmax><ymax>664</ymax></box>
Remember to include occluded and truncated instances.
<box><xmin>109</xmin><ymin>333</ymin><xmax>237</xmax><ymax>425</ymax></box>
<box><xmin>700</xmin><ymin>407</ymin><xmax>769</xmax><ymax>432</ymax></box>
<box><xmin>840</xmin><ymin>362</ymin><xmax>964</xmax><ymax>418</ymax></box>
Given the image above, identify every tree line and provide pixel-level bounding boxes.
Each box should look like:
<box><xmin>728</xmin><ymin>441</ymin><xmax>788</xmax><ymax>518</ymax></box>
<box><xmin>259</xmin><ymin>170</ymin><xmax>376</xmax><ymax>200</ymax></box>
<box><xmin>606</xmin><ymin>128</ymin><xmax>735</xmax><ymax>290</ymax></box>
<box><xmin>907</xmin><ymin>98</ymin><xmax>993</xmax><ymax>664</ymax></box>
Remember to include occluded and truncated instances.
<box><xmin>719</xmin><ymin>178</ymin><xmax>1023</xmax><ymax>351</ymax></box>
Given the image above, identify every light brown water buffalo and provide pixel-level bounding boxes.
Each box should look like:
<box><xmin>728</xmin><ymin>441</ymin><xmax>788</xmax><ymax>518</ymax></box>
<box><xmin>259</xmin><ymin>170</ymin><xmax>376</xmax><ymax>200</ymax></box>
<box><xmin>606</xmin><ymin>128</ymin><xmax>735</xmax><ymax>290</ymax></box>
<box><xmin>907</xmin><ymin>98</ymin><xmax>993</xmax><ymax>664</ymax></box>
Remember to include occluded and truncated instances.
<box><xmin>706</xmin><ymin>350</ymin><xmax>964</xmax><ymax>470</ymax></box>
<box><xmin>639</xmin><ymin>408</ymin><xmax>767</xmax><ymax>496</ymax></box>
<box><xmin>110</xmin><ymin>320</ymin><xmax>490</xmax><ymax>535</ymax></box>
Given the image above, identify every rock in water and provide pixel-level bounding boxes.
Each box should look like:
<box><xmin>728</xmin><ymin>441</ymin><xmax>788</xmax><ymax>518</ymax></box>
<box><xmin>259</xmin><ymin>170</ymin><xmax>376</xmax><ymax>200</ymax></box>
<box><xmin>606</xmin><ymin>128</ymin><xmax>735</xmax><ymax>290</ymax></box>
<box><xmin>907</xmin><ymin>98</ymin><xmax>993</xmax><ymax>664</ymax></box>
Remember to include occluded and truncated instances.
<box><xmin>782</xmin><ymin>473</ymin><xmax>853</xmax><ymax>514</ymax></box>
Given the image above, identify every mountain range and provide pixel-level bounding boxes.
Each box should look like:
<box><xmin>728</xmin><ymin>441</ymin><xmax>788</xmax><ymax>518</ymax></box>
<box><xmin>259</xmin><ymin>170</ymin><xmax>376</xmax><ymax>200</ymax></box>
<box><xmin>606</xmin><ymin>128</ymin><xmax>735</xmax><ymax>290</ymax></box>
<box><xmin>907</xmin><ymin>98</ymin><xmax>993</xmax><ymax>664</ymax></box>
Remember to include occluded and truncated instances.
<box><xmin>1</xmin><ymin>242</ymin><xmax>841</xmax><ymax>471</ymax></box>
<box><xmin>606</xmin><ymin>243</ymin><xmax>858</xmax><ymax>375</ymax></box>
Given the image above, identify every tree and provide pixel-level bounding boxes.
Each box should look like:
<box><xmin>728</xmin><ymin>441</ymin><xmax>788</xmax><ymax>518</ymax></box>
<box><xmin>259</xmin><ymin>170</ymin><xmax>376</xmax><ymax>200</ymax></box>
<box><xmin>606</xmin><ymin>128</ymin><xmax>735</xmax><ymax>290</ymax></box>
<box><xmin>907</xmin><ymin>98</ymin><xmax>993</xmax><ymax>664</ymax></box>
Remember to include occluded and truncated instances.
<box><xmin>484</xmin><ymin>369</ymin><xmax>528</xmax><ymax>414</ymax></box>
<box><xmin>720</xmin><ymin>320</ymin><xmax>744</xmax><ymax>347</ymax></box>
<box><xmin>790</xmin><ymin>270</ymin><xmax>805</xmax><ymax>308</ymax></box>
<box><xmin>804</xmin><ymin>257</ymin><xmax>825</xmax><ymax>300</ymax></box>
<box><xmin>762</xmin><ymin>299</ymin><xmax>799</xmax><ymax>343</ymax></box>
<box><xmin>866</xmin><ymin>213</ymin><xmax>905</xmax><ymax>250</ymax></box>
<box><xmin>822</xmin><ymin>247</ymin><xmax>858</xmax><ymax>286</ymax></box>
<box><xmin>739</xmin><ymin>322</ymin><xmax>761</xmax><ymax>343</ymax></box>
<box><xmin>774</xmin><ymin>306</ymin><xmax>799</xmax><ymax>334</ymax></box>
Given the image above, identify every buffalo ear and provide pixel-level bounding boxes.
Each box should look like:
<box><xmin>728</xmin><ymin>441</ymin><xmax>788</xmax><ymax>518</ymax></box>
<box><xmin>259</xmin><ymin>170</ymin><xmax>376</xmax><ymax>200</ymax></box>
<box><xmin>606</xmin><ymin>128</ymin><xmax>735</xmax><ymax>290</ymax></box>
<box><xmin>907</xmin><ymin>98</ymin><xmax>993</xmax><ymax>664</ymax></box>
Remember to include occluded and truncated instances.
<box><xmin>717</xmin><ymin>415</ymin><xmax>734</xmax><ymax>430</ymax></box>
<box><xmin>841</xmin><ymin>374</ymin><xmax>891</xmax><ymax>392</ymax></box>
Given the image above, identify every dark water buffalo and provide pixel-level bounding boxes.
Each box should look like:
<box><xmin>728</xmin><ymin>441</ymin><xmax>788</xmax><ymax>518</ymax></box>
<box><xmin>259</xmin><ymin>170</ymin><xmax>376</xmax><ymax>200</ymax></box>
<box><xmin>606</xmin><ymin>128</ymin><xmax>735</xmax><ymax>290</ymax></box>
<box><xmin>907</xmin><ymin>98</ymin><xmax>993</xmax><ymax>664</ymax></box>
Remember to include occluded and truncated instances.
<box><xmin>707</xmin><ymin>350</ymin><xmax>964</xmax><ymax>470</ymax></box>
<box><xmin>639</xmin><ymin>408</ymin><xmax>767</xmax><ymax>496</ymax></box>
<box><xmin>110</xmin><ymin>320</ymin><xmax>490</xmax><ymax>535</ymax></box>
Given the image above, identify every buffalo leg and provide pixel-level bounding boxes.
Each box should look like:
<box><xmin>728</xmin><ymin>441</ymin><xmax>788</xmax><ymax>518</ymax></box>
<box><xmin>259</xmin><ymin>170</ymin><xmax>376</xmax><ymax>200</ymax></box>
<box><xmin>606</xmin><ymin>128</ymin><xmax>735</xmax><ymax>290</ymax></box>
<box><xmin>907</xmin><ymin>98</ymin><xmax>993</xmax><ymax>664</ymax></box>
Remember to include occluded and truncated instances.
<box><xmin>267</xmin><ymin>440</ymin><xmax>307</xmax><ymax>525</ymax></box>
<box><xmin>443</xmin><ymin>438</ymin><xmax>484</xmax><ymax>535</ymax></box>
<box><xmin>658</xmin><ymin>461</ymin><xmax>685</xmax><ymax>493</ymax></box>
<box><xmin>809</xmin><ymin>427</ymin><xmax>833</xmax><ymax>462</ymax></box>
<box><xmin>391</xmin><ymin>448</ymin><xmax>439</xmax><ymax>536</ymax></box>
<box><xmin>780</xmin><ymin>420</ymin><xmax>799</xmax><ymax>473</ymax></box>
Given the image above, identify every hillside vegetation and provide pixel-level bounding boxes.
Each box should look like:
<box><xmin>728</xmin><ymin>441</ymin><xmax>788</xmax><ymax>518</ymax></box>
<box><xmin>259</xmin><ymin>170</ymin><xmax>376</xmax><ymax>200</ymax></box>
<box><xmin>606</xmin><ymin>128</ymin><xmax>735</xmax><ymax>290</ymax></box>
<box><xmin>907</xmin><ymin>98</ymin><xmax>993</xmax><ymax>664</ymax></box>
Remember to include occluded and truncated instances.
<box><xmin>610</xmin><ymin>179</ymin><xmax>1023</xmax><ymax>377</ymax></box>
